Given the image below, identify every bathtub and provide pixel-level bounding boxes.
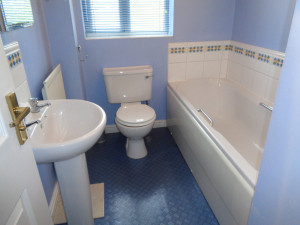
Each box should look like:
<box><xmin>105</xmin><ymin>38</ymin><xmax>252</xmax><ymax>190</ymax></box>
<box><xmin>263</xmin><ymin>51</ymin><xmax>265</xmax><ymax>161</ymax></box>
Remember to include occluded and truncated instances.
<box><xmin>167</xmin><ymin>78</ymin><xmax>272</xmax><ymax>225</ymax></box>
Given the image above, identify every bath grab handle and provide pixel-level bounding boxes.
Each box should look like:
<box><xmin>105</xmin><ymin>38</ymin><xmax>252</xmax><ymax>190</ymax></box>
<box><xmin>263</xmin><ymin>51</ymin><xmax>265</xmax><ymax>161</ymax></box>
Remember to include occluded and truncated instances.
<box><xmin>197</xmin><ymin>108</ymin><xmax>214</xmax><ymax>126</ymax></box>
<box><xmin>259</xmin><ymin>102</ymin><xmax>273</xmax><ymax>112</ymax></box>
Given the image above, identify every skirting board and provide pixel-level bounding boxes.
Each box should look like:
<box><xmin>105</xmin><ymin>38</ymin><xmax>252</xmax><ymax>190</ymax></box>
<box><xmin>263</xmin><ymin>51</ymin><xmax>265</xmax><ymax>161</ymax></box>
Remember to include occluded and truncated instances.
<box><xmin>49</xmin><ymin>182</ymin><xmax>59</xmax><ymax>219</ymax></box>
<box><xmin>105</xmin><ymin>120</ymin><xmax>167</xmax><ymax>134</ymax></box>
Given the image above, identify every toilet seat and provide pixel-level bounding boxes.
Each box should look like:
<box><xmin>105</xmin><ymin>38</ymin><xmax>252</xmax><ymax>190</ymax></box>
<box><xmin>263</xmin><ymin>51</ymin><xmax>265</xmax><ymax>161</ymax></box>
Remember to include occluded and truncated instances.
<box><xmin>116</xmin><ymin>104</ymin><xmax>156</xmax><ymax>127</ymax></box>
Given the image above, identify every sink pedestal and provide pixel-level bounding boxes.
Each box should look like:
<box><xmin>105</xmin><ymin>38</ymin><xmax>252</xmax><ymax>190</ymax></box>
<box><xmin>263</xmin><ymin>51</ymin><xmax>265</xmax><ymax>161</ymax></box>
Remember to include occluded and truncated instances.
<box><xmin>54</xmin><ymin>153</ymin><xmax>93</xmax><ymax>225</ymax></box>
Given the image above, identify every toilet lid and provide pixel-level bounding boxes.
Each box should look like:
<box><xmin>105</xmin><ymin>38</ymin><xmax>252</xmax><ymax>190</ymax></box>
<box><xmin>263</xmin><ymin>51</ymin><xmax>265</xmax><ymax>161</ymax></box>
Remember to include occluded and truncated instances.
<box><xmin>116</xmin><ymin>104</ymin><xmax>156</xmax><ymax>126</ymax></box>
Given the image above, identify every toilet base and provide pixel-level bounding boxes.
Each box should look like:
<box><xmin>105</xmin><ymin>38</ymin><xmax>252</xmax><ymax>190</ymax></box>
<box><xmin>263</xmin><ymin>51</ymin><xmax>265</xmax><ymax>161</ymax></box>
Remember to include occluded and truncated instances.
<box><xmin>126</xmin><ymin>138</ymin><xmax>148</xmax><ymax>159</ymax></box>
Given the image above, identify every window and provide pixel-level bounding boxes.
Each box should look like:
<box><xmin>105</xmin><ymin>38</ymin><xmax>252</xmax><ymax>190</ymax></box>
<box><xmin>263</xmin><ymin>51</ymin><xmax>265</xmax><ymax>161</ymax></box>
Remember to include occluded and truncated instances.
<box><xmin>81</xmin><ymin>0</ymin><xmax>174</xmax><ymax>38</ymax></box>
<box><xmin>0</xmin><ymin>0</ymin><xmax>34</xmax><ymax>32</ymax></box>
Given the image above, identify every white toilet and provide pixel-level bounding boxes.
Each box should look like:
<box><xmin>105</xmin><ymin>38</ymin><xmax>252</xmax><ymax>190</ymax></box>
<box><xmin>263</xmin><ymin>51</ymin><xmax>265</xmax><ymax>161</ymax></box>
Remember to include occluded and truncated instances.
<box><xmin>103</xmin><ymin>65</ymin><xmax>156</xmax><ymax>159</ymax></box>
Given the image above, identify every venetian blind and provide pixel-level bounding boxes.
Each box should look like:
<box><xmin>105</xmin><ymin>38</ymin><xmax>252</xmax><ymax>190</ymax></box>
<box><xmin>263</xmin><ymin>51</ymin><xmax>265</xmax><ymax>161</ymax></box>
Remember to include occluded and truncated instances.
<box><xmin>0</xmin><ymin>0</ymin><xmax>34</xmax><ymax>31</ymax></box>
<box><xmin>81</xmin><ymin>0</ymin><xmax>173</xmax><ymax>38</ymax></box>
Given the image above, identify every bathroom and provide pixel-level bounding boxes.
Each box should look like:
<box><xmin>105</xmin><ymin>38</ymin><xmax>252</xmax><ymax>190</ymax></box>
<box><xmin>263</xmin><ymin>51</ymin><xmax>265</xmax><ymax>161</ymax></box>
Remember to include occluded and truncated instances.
<box><xmin>0</xmin><ymin>0</ymin><xmax>300</xmax><ymax>224</ymax></box>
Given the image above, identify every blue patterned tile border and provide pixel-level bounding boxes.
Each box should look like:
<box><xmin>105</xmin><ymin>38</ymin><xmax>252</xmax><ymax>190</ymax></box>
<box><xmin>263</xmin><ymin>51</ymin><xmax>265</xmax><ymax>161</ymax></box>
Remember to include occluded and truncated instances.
<box><xmin>234</xmin><ymin>46</ymin><xmax>244</xmax><ymax>54</ymax></box>
<box><xmin>168</xmin><ymin>42</ymin><xmax>284</xmax><ymax>67</ymax></box>
<box><xmin>232</xmin><ymin>45</ymin><xmax>284</xmax><ymax>67</ymax></box>
<box><xmin>169</xmin><ymin>47</ymin><xmax>186</xmax><ymax>54</ymax></box>
<box><xmin>258</xmin><ymin>53</ymin><xmax>270</xmax><ymax>63</ymax></box>
<box><xmin>189</xmin><ymin>46</ymin><xmax>204</xmax><ymax>53</ymax></box>
<box><xmin>224</xmin><ymin>45</ymin><xmax>233</xmax><ymax>51</ymax></box>
<box><xmin>245</xmin><ymin>49</ymin><xmax>256</xmax><ymax>58</ymax></box>
<box><xmin>207</xmin><ymin>45</ymin><xmax>221</xmax><ymax>52</ymax></box>
<box><xmin>7</xmin><ymin>51</ymin><xmax>22</xmax><ymax>68</ymax></box>
<box><xmin>273</xmin><ymin>58</ymin><xmax>284</xmax><ymax>67</ymax></box>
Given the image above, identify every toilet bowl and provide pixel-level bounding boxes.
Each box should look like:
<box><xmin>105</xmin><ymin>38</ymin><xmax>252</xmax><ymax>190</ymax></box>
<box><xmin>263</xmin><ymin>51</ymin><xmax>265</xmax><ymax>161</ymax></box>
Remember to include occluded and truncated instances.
<box><xmin>115</xmin><ymin>103</ymin><xmax>156</xmax><ymax>159</ymax></box>
<box><xmin>102</xmin><ymin>65</ymin><xmax>156</xmax><ymax>159</ymax></box>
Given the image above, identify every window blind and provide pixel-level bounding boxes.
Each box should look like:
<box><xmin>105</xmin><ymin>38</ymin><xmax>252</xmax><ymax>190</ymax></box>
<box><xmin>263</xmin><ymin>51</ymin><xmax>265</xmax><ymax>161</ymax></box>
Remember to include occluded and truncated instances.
<box><xmin>81</xmin><ymin>0</ymin><xmax>173</xmax><ymax>38</ymax></box>
<box><xmin>0</xmin><ymin>0</ymin><xmax>34</xmax><ymax>31</ymax></box>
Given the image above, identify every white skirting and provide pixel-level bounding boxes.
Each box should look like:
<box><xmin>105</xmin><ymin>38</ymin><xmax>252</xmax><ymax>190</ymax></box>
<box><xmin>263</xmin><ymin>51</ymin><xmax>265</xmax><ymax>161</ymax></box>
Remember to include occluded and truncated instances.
<box><xmin>105</xmin><ymin>120</ymin><xmax>167</xmax><ymax>134</ymax></box>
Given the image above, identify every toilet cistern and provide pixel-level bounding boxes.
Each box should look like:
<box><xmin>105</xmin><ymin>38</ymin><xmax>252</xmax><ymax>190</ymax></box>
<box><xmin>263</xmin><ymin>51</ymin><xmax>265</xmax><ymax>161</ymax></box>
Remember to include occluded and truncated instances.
<box><xmin>103</xmin><ymin>65</ymin><xmax>156</xmax><ymax>159</ymax></box>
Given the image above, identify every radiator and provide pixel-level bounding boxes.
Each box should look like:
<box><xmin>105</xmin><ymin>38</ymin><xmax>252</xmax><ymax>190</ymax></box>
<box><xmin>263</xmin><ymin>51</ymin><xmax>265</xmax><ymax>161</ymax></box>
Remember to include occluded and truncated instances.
<box><xmin>42</xmin><ymin>64</ymin><xmax>66</xmax><ymax>100</ymax></box>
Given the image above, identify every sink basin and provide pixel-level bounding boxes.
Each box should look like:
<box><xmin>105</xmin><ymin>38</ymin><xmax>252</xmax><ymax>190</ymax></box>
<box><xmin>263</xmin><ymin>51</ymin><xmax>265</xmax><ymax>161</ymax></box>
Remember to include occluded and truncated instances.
<box><xmin>30</xmin><ymin>99</ymin><xmax>106</xmax><ymax>163</ymax></box>
<box><xmin>28</xmin><ymin>99</ymin><xmax>106</xmax><ymax>225</ymax></box>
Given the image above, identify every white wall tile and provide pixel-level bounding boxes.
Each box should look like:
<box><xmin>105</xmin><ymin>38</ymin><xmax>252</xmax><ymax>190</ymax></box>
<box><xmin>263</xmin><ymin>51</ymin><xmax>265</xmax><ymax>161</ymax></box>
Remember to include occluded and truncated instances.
<box><xmin>240</xmin><ymin>68</ymin><xmax>254</xmax><ymax>91</ymax></box>
<box><xmin>228</xmin><ymin>52</ymin><xmax>240</xmax><ymax>64</ymax></box>
<box><xmin>252</xmin><ymin>72</ymin><xmax>269</xmax><ymax>99</ymax></box>
<box><xmin>205</xmin><ymin>51</ymin><xmax>222</xmax><ymax>61</ymax></box>
<box><xmin>268</xmin><ymin>65</ymin><xmax>283</xmax><ymax>80</ymax></box>
<box><xmin>220</xmin><ymin>60</ymin><xmax>228</xmax><ymax>78</ymax></box>
<box><xmin>222</xmin><ymin>51</ymin><xmax>230</xmax><ymax>60</ymax></box>
<box><xmin>203</xmin><ymin>61</ymin><xmax>221</xmax><ymax>78</ymax></box>
<box><xmin>10</xmin><ymin>64</ymin><xmax>27</xmax><ymax>88</ymax></box>
<box><xmin>187</xmin><ymin>52</ymin><xmax>204</xmax><ymax>62</ymax></box>
<box><xmin>168</xmin><ymin>52</ymin><xmax>187</xmax><ymax>63</ymax></box>
<box><xmin>253</xmin><ymin>60</ymin><xmax>271</xmax><ymax>75</ymax></box>
<box><xmin>227</xmin><ymin>61</ymin><xmax>243</xmax><ymax>81</ymax></box>
<box><xmin>15</xmin><ymin>80</ymin><xmax>31</xmax><ymax>107</ymax></box>
<box><xmin>265</xmin><ymin>78</ymin><xmax>279</xmax><ymax>103</ymax></box>
<box><xmin>186</xmin><ymin>62</ymin><xmax>204</xmax><ymax>80</ymax></box>
<box><xmin>168</xmin><ymin>63</ymin><xmax>186</xmax><ymax>82</ymax></box>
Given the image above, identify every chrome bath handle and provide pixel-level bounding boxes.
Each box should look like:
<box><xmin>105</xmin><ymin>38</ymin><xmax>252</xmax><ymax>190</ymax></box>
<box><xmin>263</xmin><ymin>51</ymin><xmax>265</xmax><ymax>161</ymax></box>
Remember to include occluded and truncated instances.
<box><xmin>259</xmin><ymin>102</ymin><xmax>273</xmax><ymax>112</ymax></box>
<box><xmin>197</xmin><ymin>108</ymin><xmax>214</xmax><ymax>126</ymax></box>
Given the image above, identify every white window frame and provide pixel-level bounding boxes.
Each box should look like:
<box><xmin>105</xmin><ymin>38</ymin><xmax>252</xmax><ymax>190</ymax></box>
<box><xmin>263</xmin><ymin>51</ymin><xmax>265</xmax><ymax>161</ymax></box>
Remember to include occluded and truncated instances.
<box><xmin>81</xmin><ymin>0</ymin><xmax>174</xmax><ymax>39</ymax></box>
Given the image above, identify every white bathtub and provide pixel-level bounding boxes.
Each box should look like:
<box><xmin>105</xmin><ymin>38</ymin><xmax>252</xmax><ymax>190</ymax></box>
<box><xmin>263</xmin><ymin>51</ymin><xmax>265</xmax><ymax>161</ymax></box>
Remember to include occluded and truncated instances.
<box><xmin>167</xmin><ymin>78</ymin><xmax>272</xmax><ymax>225</ymax></box>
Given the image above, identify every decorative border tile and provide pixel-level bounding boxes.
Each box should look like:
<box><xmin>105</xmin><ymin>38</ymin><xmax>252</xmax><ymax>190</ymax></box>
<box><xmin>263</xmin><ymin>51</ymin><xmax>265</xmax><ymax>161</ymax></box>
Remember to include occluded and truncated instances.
<box><xmin>207</xmin><ymin>45</ymin><xmax>221</xmax><ymax>52</ymax></box>
<box><xmin>273</xmin><ymin>58</ymin><xmax>284</xmax><ymax>67</ymax></box>
<box><xmin>169</xmin><ymin>47</ymin><xmax>186</xmax><ymax>54</ymax></box>
<box><xmin>7</xmin><ymin>51</ymin><xmax>22</xmax><ymax>68</ymax></box>
<box><xmin>168</xmin><ymin>41</ymin><xmax>285</xmax><ymax>68</ymax></box>
<box><xmin>189</xmin><ymin>46</ymin><xmax>204</xmax><ymax>53</ymax></box>
<box><xmin>258</xmin><ymin>53</ymin><xmax>270</xmax><ymax>63</ymax></box>
<box><xmin>224</xmin><ymin>45</ymin><xmax>233</xmax><ymax>51</ymax></box>
<box><xmin>234</xmin><ymin>47</ymin><xmax>244</xmax><ymax>54</ymax></box>
<box><xmin>245</xmin><ymin>50</ymin><xmax>256</xmax><ymax>58</ymax></box>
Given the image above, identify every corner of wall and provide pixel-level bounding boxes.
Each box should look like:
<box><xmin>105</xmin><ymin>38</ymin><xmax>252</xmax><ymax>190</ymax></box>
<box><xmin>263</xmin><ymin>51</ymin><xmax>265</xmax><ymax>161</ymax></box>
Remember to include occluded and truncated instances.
<box><xmin>37</xmin><ymin>0</ymin><xmax>54</xmax><ymax>71</ymax></box>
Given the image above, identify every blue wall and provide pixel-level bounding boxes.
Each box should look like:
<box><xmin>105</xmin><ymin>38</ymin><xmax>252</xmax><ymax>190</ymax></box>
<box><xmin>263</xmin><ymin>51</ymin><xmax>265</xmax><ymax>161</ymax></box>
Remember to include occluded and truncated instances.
<box><xmin>248</xmin><ymin>0</ymin><xmax>300</xmax><ymax>223</ymax></box>
<box><xmin>41</xmin><ymin>0</ymin><xmax>86</xmax><ymax>100</ymax></box>
<box><xmin>0</xmin><ymin>0</ymin><xmax>56</xmax><ymax>204</ymax></box>
<box><xmin>43</xmin><ymin>0</ymin><xmax>236</xmax><ymax>125</ymax></box>
<box><xmin>232</xmin><ymin>0</ymin><xmax>296</xmax><ymax>52</ymax></box>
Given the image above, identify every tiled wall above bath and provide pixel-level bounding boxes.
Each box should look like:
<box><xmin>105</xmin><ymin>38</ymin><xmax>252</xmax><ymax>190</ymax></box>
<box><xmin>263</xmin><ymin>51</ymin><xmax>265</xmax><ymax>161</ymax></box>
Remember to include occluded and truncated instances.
<box><xmin>168</xmin><ymin>40</ymin><xmax>285</xmax><ymax>103</ymax></box>
<box><xmin>168</xmin><ymin>41</ymin><xmax>230</xmax><ymax>81</ymax></box>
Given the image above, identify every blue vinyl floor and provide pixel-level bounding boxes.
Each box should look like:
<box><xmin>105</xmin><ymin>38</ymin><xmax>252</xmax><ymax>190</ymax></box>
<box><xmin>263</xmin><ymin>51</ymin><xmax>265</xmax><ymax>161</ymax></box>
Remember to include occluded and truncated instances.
<box><xmin>59</xmin><ymin>128</ymin><xmax>219</xmax><ymax>225</ymax></box>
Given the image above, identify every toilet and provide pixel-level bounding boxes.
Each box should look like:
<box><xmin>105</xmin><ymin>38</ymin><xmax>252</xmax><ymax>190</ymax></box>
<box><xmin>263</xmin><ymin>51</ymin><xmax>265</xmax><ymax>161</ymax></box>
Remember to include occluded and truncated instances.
<box><xmin>103</xmin><ymin>65</ymin><xmax>156</xmax><ymax>159</ymax></box>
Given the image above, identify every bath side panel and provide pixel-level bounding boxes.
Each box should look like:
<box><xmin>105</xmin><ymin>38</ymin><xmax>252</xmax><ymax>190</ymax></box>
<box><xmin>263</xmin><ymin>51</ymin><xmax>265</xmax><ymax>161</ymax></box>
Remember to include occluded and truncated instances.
<box><xmin>167</xmin><ymin>86</ymin><xmax>254</xmax><ymax>225</ymax></box>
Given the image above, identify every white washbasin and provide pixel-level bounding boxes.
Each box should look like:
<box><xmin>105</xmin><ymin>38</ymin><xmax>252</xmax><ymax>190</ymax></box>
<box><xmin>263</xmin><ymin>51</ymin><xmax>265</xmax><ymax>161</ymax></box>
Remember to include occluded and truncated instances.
<box><xmin>28</xmin><ymin>99</ymin><xmax>106</xmax><ymax>225</ymax></box>
<box><xmin>29</xmin><ymin>99</ymin><xmax>106</xmax><ymax>163</ymax></box>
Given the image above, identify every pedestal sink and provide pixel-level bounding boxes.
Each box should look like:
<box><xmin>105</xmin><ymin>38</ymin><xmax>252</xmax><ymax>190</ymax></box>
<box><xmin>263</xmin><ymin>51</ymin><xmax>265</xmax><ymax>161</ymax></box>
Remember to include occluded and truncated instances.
<box><xmin>28</xmin><ymin>99</ymin><xmax>106</xmax><ymax>225</ymax></box>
